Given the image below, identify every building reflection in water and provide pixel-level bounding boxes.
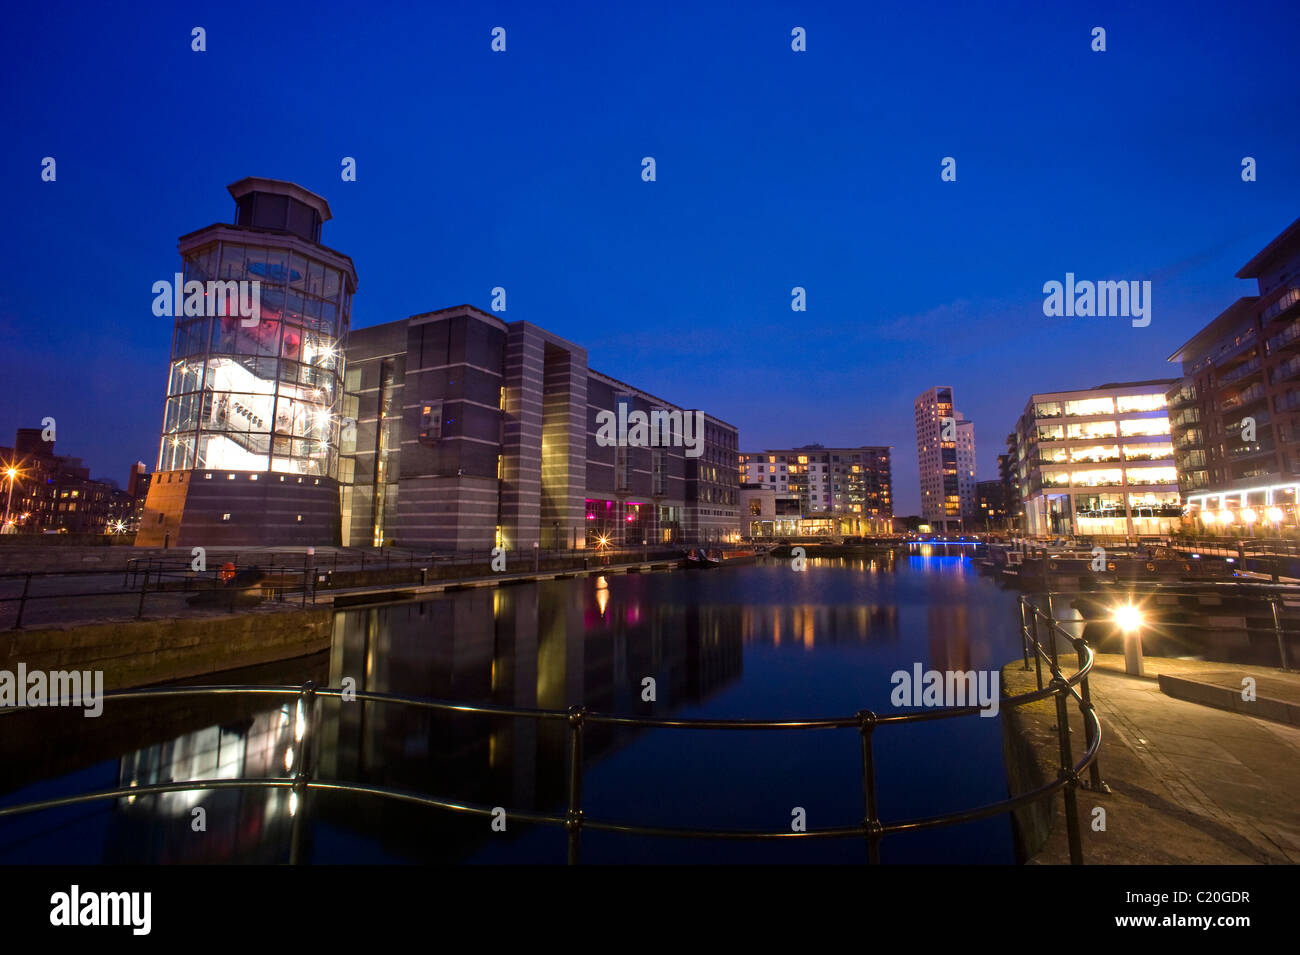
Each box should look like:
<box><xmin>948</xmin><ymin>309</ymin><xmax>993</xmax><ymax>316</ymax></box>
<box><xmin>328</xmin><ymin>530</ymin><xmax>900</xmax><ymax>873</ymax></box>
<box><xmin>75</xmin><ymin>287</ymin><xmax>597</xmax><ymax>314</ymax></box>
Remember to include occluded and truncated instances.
<box><xmin>303</xmin><ymin>578</ymin><xmax>748</xmax><ymax>861</ymax></box>
<box><xmin>86</xmin><ymin>555</ymin><xmax>957</xmax><ymax>863</ymax></box>
<box><xmin>108</xmin><ymin>703</ymin><xmax>301</xmax><ymax>862</ymax></box>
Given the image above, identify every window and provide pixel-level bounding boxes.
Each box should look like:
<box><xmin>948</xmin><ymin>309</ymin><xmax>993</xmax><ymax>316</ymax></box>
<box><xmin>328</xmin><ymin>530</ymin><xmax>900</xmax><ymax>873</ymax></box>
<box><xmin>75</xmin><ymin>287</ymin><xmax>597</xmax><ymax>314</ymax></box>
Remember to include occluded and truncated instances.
<box><xmin>222</xmin><ymin>513</ymin><xmax>231</xmax><ymax>521</ymax></box>
<box><xmin>419</xmin><ymin>401</ymin><xmax>444</xmax><ymax>444</ymax></box>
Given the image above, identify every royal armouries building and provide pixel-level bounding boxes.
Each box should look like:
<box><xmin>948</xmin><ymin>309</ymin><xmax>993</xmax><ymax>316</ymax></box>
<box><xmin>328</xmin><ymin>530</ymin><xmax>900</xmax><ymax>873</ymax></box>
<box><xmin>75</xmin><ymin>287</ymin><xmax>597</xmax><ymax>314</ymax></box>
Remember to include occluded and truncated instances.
<box><xmin>137</xmin><ymin>177</ymin><xmax>358</xmax><ymax>546</ymax></box>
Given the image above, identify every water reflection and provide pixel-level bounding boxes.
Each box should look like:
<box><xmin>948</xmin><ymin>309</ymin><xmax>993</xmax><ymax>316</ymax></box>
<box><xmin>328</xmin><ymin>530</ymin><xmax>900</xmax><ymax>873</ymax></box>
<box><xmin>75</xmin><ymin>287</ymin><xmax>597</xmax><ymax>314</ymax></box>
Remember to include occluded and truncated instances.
<box><xmin>1</xmin><ymin>554</ymin><xmax>1024</xmax><ymax>864</ymax></box>
<box><xmin>108</xmin><ymin>705</ymin><xmax>300</xmax><ymax>863</ymax></box>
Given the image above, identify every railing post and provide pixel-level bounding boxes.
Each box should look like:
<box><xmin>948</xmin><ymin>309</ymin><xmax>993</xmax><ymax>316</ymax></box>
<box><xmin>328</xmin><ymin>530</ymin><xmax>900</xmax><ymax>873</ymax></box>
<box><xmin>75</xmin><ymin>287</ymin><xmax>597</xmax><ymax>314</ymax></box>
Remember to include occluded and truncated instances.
<box><xmin>1030</xmin><ymin>606</ymin><xmax>1044</xmax><ymax>691</ymax></box>
<box><xmin>857</xmin><ymin>710</ymin><xmax>883</xmax><ymax>864</ymax></box>
<box><xmin>1018</xmin><ymin>599</ymin><xmax>1030</xmax><ymax>670</ymax></box>
<box><xmin>1271</xmin><ymin>598</ymin><xmax>1291</xmax><ymax>671</ymax></box>
<box><xmin>136</xmin><ymin>567</ymin><xmax>148</xmax><ymax>618</ymax></box>
<box><xmin>13</xmin><ymin>573</ymin><xmax>31</xmax><ymax>629</ymax></box>
<box><xmin>565</xmin><ymin>705</ymin><xmax>586</xmax><ymax>865</ymax></box>
<box><xmin>289</xmin><ymin>681</ymin><xmax>316</xmax><ymax>865</ymax></box>
<box><xmin>1046</xmin><ymin>600</ymin><xmax>1061</xmax><ymax>680</ymax></box>
<box><xmin>1073</xmin><ymin>637</ymin><xmax>1108</xmax><ymax>793</ymax></box>
<box><xmin>1052</xmin><ymin>675</ymin><xmax>1084</xmax><ymax>864</ymax></box>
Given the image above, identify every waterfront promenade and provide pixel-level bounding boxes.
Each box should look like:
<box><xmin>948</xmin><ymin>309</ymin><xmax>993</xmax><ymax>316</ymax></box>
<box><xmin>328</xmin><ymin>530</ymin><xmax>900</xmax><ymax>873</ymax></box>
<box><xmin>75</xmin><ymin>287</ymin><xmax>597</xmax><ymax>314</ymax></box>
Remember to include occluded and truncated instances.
<box><xmin>1004</xmin><ymin>655</ymin><xmax>1300</xmax><ymax>864</ymax></box>
<box><xmin>0</xmin><ymin>545</ymin><xmax>681</xmax><ymax>630</ymax></box>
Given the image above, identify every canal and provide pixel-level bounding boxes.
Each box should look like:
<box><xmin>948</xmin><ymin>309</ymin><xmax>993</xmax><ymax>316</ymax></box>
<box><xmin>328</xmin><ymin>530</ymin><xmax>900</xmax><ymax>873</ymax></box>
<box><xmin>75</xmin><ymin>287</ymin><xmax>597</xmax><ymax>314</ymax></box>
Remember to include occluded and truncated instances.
<box><xmin>0</xmin><ymin>548</ymin><xmax>1028</xmax><ymax>863</ymax></box>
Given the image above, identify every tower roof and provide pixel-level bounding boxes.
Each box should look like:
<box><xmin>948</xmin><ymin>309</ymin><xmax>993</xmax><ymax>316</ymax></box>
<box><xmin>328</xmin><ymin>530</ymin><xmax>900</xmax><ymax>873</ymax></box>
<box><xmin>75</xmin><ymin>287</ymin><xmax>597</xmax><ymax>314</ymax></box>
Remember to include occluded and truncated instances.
<box><xmin>227</xmin><ymin>177</ymin><xmax>332</xmax><ymax>222</ymax></box>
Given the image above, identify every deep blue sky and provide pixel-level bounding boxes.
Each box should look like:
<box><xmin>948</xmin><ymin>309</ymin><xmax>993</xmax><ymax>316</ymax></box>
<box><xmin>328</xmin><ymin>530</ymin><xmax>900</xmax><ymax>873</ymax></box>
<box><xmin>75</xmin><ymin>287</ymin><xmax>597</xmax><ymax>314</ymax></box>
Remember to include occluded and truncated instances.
<box><xmin>2</xmin><ymin>1</ymin><xmax>1297</xmax><ymax>512</ymax></box>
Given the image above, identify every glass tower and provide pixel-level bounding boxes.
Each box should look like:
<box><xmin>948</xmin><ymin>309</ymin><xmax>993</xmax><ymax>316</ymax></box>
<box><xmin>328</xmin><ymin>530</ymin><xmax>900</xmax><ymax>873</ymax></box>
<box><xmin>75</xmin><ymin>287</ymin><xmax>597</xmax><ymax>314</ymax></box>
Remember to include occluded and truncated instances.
<box><xmin>138</xmin><ymin>178</ymin><xmax>358</xmax><ymax>546</ymax></box>
<box><xmin>157</xmin><ymin>179</ymin><xmax>354</xmax><ymax>477</ymax></box>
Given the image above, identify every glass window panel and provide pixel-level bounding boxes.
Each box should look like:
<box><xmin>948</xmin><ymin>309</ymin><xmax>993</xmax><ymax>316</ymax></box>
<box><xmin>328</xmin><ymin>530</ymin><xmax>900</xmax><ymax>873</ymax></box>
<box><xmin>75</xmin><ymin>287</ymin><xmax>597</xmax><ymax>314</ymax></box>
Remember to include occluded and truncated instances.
<box><xmin>1066</xmin><ymin>421</ymin><xmax>1117</xmax><ymax>439</ymax></box>
<box><xmin>284</xmin><ymin>290</ymin><xmax>306</xmax><ymax>329</ymax></box>
<box><xmin>204</xmin><ymin>357</ymin><xmax>275</xmax><ymax>396</ymax></box>
<box><xmin>1069</xmin><ymin>445</ymin><xmax>1120</xmax><ymax>463</ymax></box>
<box><xmin>259</xmin><ymin>285</ymin><xmax>286</xmax><ymax>325</ymax></box>
<box><xmin>168</xmin><ymin>359</ymin><xmax>205</xmax><ymax>395</ymax></box>
<box><xmin>1071</xmin><ymin>468</ymin><xmax>1124</xmax><ymax>487</ymax></box>
<box><xmin>1126</xmin><ymin>467</ymin><xmax>1177</xmax><ymax>485</ymax></box>
<box><xmin>280</xmin><ymin>320</ymin><xmax>302</xmax><ymax>360</ymax></box>
<box><xmin>211</xmin><ymin>317</ymin><xmax>240</xmax><ymax>354</ymax></box>
<box><xmin>323</xmin><ymin>267</ymin><xmax>340</xmax><ymax>300</ymax></box>
<box><xmin>287</xmin><ymin>253</ymin><xmax>309</xmax><ymax>289</ymax></box>
<box><xmin>1120</xmin><ymin>418</ymin><xmax>1169</xmax><ymax>437</ymax></box>
<box><xmin>306</xmin><ymin>261</ymin><xmax>325</xmax><ymax>297</ymax></box>
<box><xmin>1064</xmin><ymin>397</ymin><xmax>1115</xmax><ymax>417</ymax></box>
<box><xmin>218</xmin><ymin>245</ymin><xmax>247</xmax><ymax>281</ymax></box>
<box><xmin>304</xmin><ymin>295</ymin><xmax>322</xmax><ymax>330</ymax></box>
<box><xmin>1117</xmin><ymin>394</ymin><xmax>1166</xmax><ymax>413</ymax></box>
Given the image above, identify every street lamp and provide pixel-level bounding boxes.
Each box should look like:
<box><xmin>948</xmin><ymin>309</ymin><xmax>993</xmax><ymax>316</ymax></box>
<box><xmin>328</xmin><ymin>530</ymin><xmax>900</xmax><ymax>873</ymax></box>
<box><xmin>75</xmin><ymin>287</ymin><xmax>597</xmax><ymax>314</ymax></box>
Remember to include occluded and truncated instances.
<box><xmin>2</xmin><ymin>464</ymin><xmax>21</xmax><ymax>533</ymax></box>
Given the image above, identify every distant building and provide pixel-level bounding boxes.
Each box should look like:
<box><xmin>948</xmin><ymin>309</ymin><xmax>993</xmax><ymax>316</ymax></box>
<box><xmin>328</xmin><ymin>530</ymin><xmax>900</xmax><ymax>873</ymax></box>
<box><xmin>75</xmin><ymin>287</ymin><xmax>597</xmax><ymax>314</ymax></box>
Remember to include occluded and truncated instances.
<box><xmin>737</xmin><ymin>445</ymin><xmax>892</xmax><ymax>534</ymax></box>
<box><xmin>975</xmin><ymin>479</ymin><xmax>1007</xmax><ymax>530</ymax></box>
<box><xmin>739</xmin><ymin>486</ymin><xmax>802</xmax><ymax>538</ymax></box>
<box><xmin>1012</xmin><ymin>381</ymin><xmax>1179</xmax><ymax>537</ymax></box>
<box><xmin>914</xmin><ymin>387</ymin><xmax>976</xmax><ymax>531</ymax></box>
<box><xmin>0</xmin><ymin>429</ymin><xmax>134</xmax><ymax>534</ymax></box>
<box><xmin>1167</xmin><ymin>214</ymin><xmax>1300</xmax><ymax>530</ymax></box>
<box><xmin>340</xmin><ymin>305</ymin><xmax>739</xmax><ymax>550</ymax></box>
<box><xmin>998</xmin><ymin>437</ymin><xmax>1021</xmax><ymax>532</ymax></box>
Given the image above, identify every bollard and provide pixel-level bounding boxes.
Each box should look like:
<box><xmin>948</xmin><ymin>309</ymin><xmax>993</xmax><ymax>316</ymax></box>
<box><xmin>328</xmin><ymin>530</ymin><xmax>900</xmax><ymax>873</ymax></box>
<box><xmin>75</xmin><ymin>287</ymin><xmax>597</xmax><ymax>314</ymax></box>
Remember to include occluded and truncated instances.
<box><xmin>1123</xmin><ymin>628</ymin><xmax>1145</xmax><ymax>676</ymax></box>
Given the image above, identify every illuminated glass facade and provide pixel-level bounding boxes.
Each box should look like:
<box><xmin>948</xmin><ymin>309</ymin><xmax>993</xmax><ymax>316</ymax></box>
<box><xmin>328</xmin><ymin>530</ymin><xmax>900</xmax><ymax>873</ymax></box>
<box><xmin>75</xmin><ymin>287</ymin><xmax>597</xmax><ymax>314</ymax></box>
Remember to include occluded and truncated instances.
<box><xmin>1011</xmin><ymin>380</ymin><xmax>1180</xmax><ymax>537</ymax></box>
<box><xmin>138</xmin><ymin>178</ymin><xmax>357</xmax><ymax>546</ymax></box>
<box><xmin>157</xmin><ymin>237</ymin><xmax>351</xmax><ymax>476</ymax></box>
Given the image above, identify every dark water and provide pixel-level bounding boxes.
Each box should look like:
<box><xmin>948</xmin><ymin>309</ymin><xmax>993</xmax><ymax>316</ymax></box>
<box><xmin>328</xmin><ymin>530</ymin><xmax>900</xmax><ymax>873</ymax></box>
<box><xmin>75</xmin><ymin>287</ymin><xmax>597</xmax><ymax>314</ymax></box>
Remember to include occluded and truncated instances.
<box><xmin>0</xmin><ymin>549</ymin><xmax>1028</xmax><ymax>864</ymax></box>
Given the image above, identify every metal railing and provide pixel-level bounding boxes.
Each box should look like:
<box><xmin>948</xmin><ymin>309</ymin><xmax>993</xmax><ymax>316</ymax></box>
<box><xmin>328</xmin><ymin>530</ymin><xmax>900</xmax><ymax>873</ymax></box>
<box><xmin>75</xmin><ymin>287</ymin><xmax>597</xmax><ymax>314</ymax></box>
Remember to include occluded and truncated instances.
<box><xmin>0</xmin><ymin>544</ymin><xmax>708</xmax><ymax>628</ymax></box>
<box><xmin>0</xmin><ymin>626</ymin><xmax>1103</xmax><ymax>864</ymax></box>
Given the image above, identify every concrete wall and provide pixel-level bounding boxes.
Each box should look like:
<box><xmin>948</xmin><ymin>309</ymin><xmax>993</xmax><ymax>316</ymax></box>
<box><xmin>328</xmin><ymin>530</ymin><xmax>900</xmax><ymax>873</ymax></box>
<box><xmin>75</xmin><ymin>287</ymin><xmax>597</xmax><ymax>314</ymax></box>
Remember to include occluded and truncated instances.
<box><xmin>1</xmin><ymin>608</ymin><xmax>331</xmax><ymax>690</ymax></box>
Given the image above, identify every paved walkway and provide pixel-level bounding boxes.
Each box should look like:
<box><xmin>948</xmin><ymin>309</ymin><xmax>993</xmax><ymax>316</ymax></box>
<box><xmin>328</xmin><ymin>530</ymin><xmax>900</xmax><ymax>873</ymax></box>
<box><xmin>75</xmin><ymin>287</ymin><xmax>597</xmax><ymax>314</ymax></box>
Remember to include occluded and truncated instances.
<box><xmin>1004</xmin><ymin>655</ymin><xmax>1300</xmax><ymax>864</ymax></box>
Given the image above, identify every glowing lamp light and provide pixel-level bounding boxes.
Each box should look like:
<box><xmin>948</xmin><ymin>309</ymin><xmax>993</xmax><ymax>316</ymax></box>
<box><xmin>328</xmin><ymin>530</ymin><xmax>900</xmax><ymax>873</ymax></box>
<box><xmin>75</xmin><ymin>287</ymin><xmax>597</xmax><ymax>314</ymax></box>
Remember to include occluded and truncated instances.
<box><xmin>1241</xmin><ymin>507</ymin><xmax>1258</xmax><ymax>524</ymax></box>
<box><xmin>1267</xmin><ymin>507</ymin><xmax>1285</xmax><ymax>523</ymax></box>
<box><xmin>1219</xmin><ymin>510</ymin><xmax>1234</xmax><ymax>524</ymax></box>
<box><xmin>1114</xmin><ymin>605</ymin><xmax>1143</xmax><ymax>633</ymax></box>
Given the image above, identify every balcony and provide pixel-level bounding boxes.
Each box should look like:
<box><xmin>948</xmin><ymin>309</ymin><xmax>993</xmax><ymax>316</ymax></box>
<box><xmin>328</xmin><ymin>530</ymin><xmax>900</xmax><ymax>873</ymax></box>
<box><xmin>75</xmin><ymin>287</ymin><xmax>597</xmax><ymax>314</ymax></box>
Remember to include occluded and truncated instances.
<box><xmin>1225</xmin><ymin>411</ymin><xmax>1269</xmax><ymax>433</ymax></box>
<box><xmin>1261</xmin><ymin>287</ymin><xmax>1300</xmax><ymax>325</ymax></box>
<box><xmin>1219</xmin><ymin>381</ymin><xmax>1269</xmax><ymax>412</ymax></box>
<box><xmin>1266</xmin><ymin>319</ymin><xmax>1300</xmax><ymax>354</ymax></box>
<box><xmin>1216</xmin><ymin>356</ymin><xmax>1263</xmax><ymax>388</ymax></box>
<box><xmin>1273</xmin><ymin>355</ymin><xmax>1300</xmax><ymax>385</ymax></box>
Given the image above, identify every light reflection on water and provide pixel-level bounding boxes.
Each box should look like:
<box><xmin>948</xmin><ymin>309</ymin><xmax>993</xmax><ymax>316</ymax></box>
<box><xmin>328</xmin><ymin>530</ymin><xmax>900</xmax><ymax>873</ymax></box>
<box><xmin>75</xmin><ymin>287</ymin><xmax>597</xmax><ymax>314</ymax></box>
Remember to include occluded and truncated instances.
<box><xmin>0</xmin><ymin>550</ymin><xmax>1025</xmax><ymax>864</ymax></box>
